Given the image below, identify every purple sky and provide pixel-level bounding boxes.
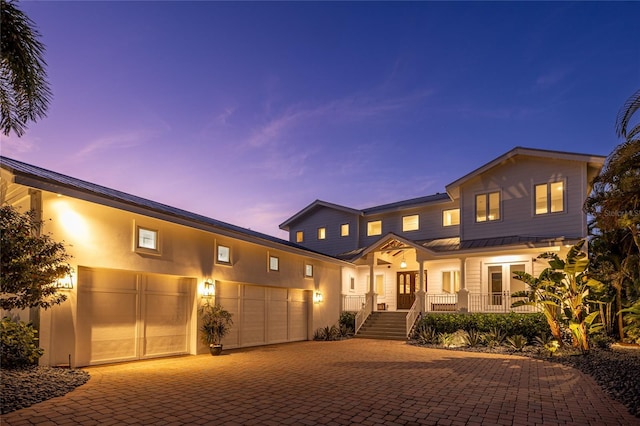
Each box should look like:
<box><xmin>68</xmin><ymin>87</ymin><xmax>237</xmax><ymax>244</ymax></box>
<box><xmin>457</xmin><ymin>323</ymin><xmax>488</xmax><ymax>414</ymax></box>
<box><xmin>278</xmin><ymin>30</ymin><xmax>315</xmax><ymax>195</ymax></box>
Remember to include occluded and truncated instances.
<box><xmin>2</xmin><ymin>1</ymin><xmax>638</xmax><ymax>238</ymax></box>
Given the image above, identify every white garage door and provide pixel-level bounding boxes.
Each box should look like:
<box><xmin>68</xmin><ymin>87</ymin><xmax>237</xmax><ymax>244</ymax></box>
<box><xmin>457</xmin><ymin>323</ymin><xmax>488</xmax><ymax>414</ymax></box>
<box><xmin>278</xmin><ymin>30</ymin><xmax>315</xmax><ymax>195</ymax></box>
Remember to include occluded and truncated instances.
<box><xmin>217</xmin><ymin>282</ymin><xmax>309</xmax><ymax>348</ymax></box>
<box><xmin>77</xmin><ymin>267</ymin><xmax>193</xmax><ymax>365</ymax></box>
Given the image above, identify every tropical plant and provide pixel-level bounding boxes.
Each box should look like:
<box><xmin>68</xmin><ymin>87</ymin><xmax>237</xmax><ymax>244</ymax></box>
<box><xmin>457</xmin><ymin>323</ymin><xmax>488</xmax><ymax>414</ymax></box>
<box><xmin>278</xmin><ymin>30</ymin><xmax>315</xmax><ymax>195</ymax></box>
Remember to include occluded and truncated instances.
<box><xmin>1</xmin><ymin>205</ymin><xmax>71</xmax><ymax>310</ymax></box>
<box><xmin>414</xmin><ymin>324</ymin><xmax>437</xmax><ymax>344</ymax></box>
<box><xmin>437</xmin><ymin>332</ymin><xmax>456</xmax><ymax>348</ymax></box>
<box><xmin>512</xmin><ymin>240</ymin><xmax>604</xmax><ymax>352</ymax></box>
<box><xmin>484</xmin><ymin>327</ymin><xmax>506</xmax><ymax>348</ymax></box>
<box><xmin>198</xmin><ymin>302</ymin><xmax>233</xmax><ymax>346</ymax></box>
<box><xmin>505</xmin><ymin>334</ymin><xmax>528</xmax><ymax>352</ymax></box>
<box><xmin>339</xmin><ymin>311</ymin><xmax>356</xmax><ymax>333</ymax></box>
<box><xmin>619</xmin><ymin>300</ymin><xmax>640</xmax><ymax>344</ymax></box>
<box><xmin>314</xmin><ymin>325</ymin><xmax>340</xmax><ymax>341</ymax></box>
<box><xmin>0</xmin><ymin>316</ymin><xmax>44</xmax><ymax>368</ymax></box>
<box><xmin>0</xmin><ymin>0</ymin><xmax>52</xmax><ymax>136</ymax></box>
<box><xmin>534</xmin><ymin>333</ymin><xmax>560</xmax><ymax>357</ymax></box>
<box><xmin>462</xmin><ymin>329</ymin><xmax>484</xmax><ymax>347</ymax></box>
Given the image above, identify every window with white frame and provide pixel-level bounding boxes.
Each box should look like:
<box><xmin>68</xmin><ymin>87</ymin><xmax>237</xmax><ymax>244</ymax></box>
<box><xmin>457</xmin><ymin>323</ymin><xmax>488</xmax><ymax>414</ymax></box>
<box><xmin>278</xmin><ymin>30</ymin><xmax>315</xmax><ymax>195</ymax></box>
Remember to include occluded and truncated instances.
<box><xmin>305</xmin><ymin>264</ymin><xmax>313</xmax><ymax>278</ymax></box>
<box><xmin>269</xmin><ymin>255</ymin><xmax>279</xmax><ymax>271</ymax></box>
<box><xmin>341</xmin><ymin>223</ymin><xmax>350</xmax><ymax>237</ymax></box>
<box><xmin>442</xmin><ymin>209</ymin><xmax>460</xmax><ymax>226</ymax></box>
<box><xmin>402</xmin><ymin>215</ymin><xmax>419</xmax><ymax>232</ymax></box>
<box><xmin>367</xmin><ymin>220</ymin><xmax>382</xmax><ymax>236</ymax></box>
<box><xmin>442</xmin><ymin>270</ymin><xmax>460</xmax><ymax>294</ymax></box>
<box><xmin>217</xmin><ymin>244</ymin><xmax>231</xmax><ymax>264</ymax></box>
<box><xmin>136</xmin><ymin>226</ymin><xmax>159</xmax><ymax>252</ymax></box>
<box><xmin>476</xmin><ymin>191</ymin><xmax>500</xmax><ymax>222</ymax></box>
<box><xmin>317</xmin><ymin>227</ymin><xmax>326</xmax><ymax>240</ymax></box>
<box><xmin>535</xmin><ymin>181</ymin><xmax>564</xmax><ymax>215</ymax></box>
<box><xmin>296</xmin><ymin>231</ymin><xmax>304</xmax><ymax>243</ymax></box>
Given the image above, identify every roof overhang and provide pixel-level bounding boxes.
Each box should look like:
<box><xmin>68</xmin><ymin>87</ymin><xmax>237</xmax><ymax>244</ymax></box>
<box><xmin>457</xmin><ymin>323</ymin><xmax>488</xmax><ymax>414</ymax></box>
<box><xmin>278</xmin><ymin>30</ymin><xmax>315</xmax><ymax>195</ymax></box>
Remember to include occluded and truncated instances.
<box><xmin>279</xmin><ymin>199</ymin><xmax>362</xmax><ymax>231</ymax></box>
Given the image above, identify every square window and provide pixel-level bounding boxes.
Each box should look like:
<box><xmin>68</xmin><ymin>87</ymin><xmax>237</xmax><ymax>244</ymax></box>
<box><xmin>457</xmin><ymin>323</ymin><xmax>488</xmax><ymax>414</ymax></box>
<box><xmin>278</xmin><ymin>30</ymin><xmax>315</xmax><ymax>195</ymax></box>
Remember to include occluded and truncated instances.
<box><xmin>137</xmin><ymin>227</ymin><xmax>158</xmax><ymax>251</ymax></box>
<box><xmin>269</xmin><ymin>255</ymin><xmax>279</xmax><ymax>271</ymax></box>
<box><xmin>443</xmin><ymin>209</ymin><xmax>460</xmax><ymax>226</ymax></box>
<box><xmin>534</xmin><ymin>181</ymin><xmax>564</xmax><ymax>215</ymax></box>
<box><xmin>402</xmin><ymin>215</ymin><xmax>419</xmax><ymax>232</ymax></box>
<box><xmin>341</xmin><ymin>223</ymin><xmax>349</xmax><ymax>237</ymax></box>
<box><xmin>305</xmin><ymin>264</ymin><xmax>313</xmax><ymax>277</ymax></box>
<box><xmin>296</xmin><ymin>231</ymin><xmax>304</xmax><ymax>243</ymax></box>
<box><xmin>367</xmin><ymin>220</ymin><xmax>382</xmax><ymax>236</ymax></box>
<box><xmin>217</xmin><ymin>245</ymin><xmax>230</xmax><ymax>264</ymax></box>
<box><xmin>317</xmin><ymin>227</ymin><xmax>326</xmax><ymax>240</ymax></box>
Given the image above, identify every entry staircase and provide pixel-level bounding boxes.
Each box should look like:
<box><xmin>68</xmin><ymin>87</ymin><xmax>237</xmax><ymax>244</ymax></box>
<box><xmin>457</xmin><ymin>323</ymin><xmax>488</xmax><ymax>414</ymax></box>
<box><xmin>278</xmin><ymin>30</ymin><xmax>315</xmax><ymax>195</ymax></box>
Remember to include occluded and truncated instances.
<box><xmin>354</xmin><ymin>311</ymin><xmax>408</xmax><ymax>341</ymax></box>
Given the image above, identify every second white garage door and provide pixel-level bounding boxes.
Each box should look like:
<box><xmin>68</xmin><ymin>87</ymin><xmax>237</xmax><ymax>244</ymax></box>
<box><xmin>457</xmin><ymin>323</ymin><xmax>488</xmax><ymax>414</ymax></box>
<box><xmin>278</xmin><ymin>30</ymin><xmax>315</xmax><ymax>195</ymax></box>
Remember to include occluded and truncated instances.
<box><xmin>216</xmin><ymin>282</ymin><xmax>309</xmax><ymax>348</ymax></box>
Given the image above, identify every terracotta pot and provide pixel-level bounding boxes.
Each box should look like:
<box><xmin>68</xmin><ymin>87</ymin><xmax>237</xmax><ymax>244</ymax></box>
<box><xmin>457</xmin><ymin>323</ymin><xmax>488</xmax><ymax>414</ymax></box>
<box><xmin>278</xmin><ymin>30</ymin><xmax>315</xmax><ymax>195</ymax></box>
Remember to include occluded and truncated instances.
<box><xmin>209</xmin><ymin>345</ymin><xmax>223</xmax><ymax>356</ymax></box>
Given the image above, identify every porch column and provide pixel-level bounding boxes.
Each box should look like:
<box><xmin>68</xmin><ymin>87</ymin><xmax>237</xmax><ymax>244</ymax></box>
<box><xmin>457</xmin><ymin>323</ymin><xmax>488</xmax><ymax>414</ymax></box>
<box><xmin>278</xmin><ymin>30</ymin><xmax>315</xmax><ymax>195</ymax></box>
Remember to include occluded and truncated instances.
<box><xmin>416</xmin><ymin>253</ymin><xmax>427</xmax><ymax>313</ymax></box>
<box><xmin>367</xmin><ymin>257</ymin><xmax>377</xmax><ymax>311</ymax></box>
<box><xmin>457</xmin><ymin>257</ymin><xmax>469</xmax><ymax>312</ymax></box>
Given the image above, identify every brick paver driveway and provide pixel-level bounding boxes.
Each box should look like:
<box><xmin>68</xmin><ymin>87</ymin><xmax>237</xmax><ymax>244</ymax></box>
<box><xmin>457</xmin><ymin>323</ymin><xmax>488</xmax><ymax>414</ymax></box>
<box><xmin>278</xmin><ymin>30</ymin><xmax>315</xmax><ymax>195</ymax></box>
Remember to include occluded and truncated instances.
<box><xmin>3</xmin><ymin>339</ymin><xmax>638</xmax><ymax>425</ymax></box>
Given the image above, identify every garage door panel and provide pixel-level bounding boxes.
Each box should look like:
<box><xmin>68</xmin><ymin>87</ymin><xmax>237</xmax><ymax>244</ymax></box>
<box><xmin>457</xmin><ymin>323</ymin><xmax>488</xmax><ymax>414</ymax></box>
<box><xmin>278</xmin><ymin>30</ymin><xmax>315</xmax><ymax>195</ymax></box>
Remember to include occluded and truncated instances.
<box><xmin>86</xmin><ymin>291</ymin><xmax>138</xmax><ymax>362</ymax></box>
<box><xmin>217</xmin><ymin>282</ymin><xmax>240</xmax><ymax>347</ymax></box>
<box><xmin>143</xmin><ymin>293</ymin><xmax>188</xmax><ymax>356</ymax></box>
<box><xmin>289</xmin><ymin>300</ymin><xmax>308</xmax><ymax>341</ymax></box>
<box><xmin>268</xmin><ymin>299</ymin><xmax>288</xmax><ymax>343</ymax></box>
<box><xmin>242</xmin><ymin>299</ymin><xmax>266</xmax><ymax>346</ymax></box>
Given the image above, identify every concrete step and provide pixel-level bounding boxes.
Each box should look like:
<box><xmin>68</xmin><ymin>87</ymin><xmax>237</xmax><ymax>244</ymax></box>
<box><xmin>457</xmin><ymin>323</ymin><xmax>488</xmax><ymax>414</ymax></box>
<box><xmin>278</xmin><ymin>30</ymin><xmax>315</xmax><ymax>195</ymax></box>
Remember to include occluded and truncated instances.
<box><xmin>355</xmin><ymin>312</ymin><xmax>409</xmax><ymax>341</ymax></box>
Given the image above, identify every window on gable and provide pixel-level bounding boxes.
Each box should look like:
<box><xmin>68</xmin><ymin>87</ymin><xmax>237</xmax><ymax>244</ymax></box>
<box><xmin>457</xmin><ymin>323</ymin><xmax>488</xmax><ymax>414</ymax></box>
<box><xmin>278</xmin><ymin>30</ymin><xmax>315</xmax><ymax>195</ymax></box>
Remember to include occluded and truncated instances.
<box><xmin>136</xmin><ymin>226</ymin><xmax>159</xmax><ymax>253</ymax></box>
<box><xmin>402</xmin><ymin>215</ymin><xmax>419</xmax><ymax>232</ymax></box>
<box><xmin>217</xmin><ymin>244</ymin><xmax>231</xmax><ymax>264</ymax></box>
<box><xmin>317</xmin><ymin>227</ymin><xmax>326</xmax><ymax>240</ymax></box>
<box><xmin>341</xmin><ymin>223</ymin><xmax>349</xmax><ymax>237</ymax></box>
<box><xmin>269</xmin><ymin>255</ymin><xmax>279</xmax><ymax>271</ymax></box>
<box><xmin>443</xmin><ymin>209</ymin><xmax>460</xmax><ymax>226</ymax></box>
<box><xmin>367</xmin><ymin>220</ymin><xmax>382</xmax><ymax>236</ymax></box>
<box><xmin>476</xmin><ymin>192</ymin><xmax>500</xmax><ymax>222</ymax></box>
<box><xmin>296</xmin><ymin>231</ymin><xmax>304</xmax><ymax>243</ymax></box>
<box><xmin>535</xmin><ymin>181</ymin><xmax>564</xmax><ymax>215</ymax></box>
<box><xmin>442</xmin><ymin>271</ymin><xmax>460</xmax><ymax>294</ymax></box>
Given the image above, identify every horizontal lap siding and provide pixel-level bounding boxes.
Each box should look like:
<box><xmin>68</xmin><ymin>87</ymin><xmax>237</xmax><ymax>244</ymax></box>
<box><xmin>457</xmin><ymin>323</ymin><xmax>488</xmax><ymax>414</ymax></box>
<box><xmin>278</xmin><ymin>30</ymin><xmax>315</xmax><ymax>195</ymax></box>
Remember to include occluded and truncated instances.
<box><xmin>461</xmin><ymin>157</ymin><xmax>587</xmax><ymax>242</ymax></box>
<box><xmin>289</xmin><ymin>207</ymin><xmax>359</xmax><ymax>256</ymax></box>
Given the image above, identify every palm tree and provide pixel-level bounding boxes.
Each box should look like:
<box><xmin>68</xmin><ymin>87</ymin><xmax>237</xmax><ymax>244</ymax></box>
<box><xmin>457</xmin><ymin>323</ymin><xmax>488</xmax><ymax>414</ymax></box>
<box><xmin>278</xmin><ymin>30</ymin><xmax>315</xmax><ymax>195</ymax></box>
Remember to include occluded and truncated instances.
<box><xmin>0</xmin><ymin>0</ymin><xmax>52</xmax><ymax>136</ymax></box>
<box><xmin>616</xmin><ymin>88</ymin><xmax>640</xmax><ymax>141</ymax></box>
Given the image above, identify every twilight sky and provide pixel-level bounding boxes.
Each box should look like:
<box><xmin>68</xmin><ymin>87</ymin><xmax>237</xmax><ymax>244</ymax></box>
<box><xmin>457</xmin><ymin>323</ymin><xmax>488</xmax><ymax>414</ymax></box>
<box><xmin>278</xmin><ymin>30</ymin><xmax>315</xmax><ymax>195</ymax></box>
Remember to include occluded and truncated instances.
<box><xmin>1</xmin><ymin>1</ymin><xmax>638</xmax><ymax>238</ymax></box>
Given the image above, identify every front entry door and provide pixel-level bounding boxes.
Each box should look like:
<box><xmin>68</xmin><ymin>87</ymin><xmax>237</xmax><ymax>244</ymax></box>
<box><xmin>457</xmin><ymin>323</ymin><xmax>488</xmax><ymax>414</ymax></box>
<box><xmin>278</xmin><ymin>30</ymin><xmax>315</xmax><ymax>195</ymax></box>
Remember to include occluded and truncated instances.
<box><xmin>397</xmin><ymin>271</ymin><xmax>417</xmax><ymax>309</ymax></box>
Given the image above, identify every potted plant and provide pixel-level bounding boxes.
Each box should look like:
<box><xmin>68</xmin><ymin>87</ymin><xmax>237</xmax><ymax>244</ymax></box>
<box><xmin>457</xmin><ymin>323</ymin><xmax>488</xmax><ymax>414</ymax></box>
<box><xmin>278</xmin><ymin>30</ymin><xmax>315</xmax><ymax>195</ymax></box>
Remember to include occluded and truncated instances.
<box><xmin>199</xmin><ymin>301</ymin><xmax>233</xmax><ymax>355</ymax></box>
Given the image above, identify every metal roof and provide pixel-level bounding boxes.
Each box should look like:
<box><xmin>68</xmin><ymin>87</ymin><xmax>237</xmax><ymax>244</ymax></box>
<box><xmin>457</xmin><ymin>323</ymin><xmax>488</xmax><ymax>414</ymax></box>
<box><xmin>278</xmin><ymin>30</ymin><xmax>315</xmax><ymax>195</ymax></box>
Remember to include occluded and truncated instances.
<box><xmin>0</xmin><ymin>156</ymin><xmax>342</xmax><ymax>262</ymax></box>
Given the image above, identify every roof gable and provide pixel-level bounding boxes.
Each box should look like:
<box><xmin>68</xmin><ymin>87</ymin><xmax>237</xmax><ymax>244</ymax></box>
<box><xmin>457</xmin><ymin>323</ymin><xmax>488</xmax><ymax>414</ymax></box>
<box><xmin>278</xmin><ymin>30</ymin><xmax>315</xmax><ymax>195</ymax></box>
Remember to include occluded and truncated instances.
<box><xmin>445</xmin><ymin>146</ymin><xmax>606</xmax><ymax>199</ymax></box>
<box><xmin>279</xmin><ymin>199</ymin><xmax>362</xmax><ymax>230</ymax></box>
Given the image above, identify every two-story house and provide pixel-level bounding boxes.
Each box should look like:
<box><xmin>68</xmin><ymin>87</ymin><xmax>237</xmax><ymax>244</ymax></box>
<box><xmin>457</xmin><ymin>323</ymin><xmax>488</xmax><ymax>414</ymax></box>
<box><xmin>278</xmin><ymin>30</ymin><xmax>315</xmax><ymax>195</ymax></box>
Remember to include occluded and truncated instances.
<box><xmin>280</xmin><ymin>147</ymin><xmax>605</xmax><ymax>327</ymax></box>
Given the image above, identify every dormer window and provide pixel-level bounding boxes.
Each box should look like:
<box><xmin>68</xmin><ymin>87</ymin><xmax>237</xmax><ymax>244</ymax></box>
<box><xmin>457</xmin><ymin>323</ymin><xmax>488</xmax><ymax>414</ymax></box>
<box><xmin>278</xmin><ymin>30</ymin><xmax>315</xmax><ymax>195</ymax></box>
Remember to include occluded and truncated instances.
<box><xmin>476</xmin><ymin>192</ymin><xmax>500</xmax><ymax>222</ymax></box>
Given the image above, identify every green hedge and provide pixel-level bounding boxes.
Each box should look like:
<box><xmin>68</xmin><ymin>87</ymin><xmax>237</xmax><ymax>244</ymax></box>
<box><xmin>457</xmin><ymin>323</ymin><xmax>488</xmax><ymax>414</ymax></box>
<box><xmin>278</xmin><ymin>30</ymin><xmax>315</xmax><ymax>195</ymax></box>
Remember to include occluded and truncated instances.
<box><xmin>1</xmin><ymin>317</ymin><xmax>44</xmax><ymax>368</ymax></box>
<box><xmin>415</xmin><ymin>312</ymin><xmax>548</xmax><ymax>342</ymax></box>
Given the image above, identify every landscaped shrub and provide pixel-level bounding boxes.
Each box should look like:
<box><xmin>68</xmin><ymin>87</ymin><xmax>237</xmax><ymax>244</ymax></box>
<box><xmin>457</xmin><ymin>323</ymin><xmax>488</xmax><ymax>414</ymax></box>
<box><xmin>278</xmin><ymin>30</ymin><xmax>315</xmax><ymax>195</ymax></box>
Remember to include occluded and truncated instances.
<box><xmin>414</xmin><ymin>312</ymin><xmax>548</xmax><ymax>341</ymax></box>
<box><xmin>0</xmin><ymin>317</ymin><xmax>44</xmax><ymax>368</ymax></box>
<box><xmin>313</xmin><ymin>325</ymin><xmax>340</xmax><ymax>341</ymax></box>
<box><xmin>462</xmin><ymin>329</ymin><xmax>484</xmax><ymax>347</ymax></box>
<box><xmin>505</xmin><ymin>334</ymin><xmax>528</xmax><ymax>351</ymax></box>
<box><xmin>484</xmin><ymin>327</ymin><xmax>507</xmax><ymax>348</ymax></box>
<box><xmin>339</xmin><ymin>311</ymin><xmax>356</xmax><ymax>332</ymax></box>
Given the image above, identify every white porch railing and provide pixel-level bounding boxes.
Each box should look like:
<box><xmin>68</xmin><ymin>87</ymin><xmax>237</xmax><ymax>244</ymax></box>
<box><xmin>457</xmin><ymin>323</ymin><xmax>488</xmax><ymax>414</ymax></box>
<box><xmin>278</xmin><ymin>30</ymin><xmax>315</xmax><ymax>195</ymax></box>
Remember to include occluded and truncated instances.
<box><xmin>425</xmin><ymin>293</ymin><xmax>458</xmax><ymax>312</ymax></box>
<box><xmin>355</xmin><ymin>296</ymin><xmax>373</xmax><ymax>334</ymax></box>
<box><xmin>405</xmin><ymin>299</ymin><xmax>421</xmax><ymax>338</ymax></box>
<box><xmin>342</xmin><ymin>295</ymin><xmax>366</xmax><ymax>312</ymax></box>
<box><xmin>468</xmin><ymin>292</ymin><xmax>537</xmax><ymax>313</ymax></box>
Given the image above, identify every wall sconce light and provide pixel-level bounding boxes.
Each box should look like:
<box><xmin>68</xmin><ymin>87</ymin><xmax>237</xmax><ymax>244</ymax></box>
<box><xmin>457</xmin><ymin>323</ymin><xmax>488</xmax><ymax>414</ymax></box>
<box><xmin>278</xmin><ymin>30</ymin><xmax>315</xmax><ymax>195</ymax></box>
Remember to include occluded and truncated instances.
<box><xmin>400</xmin><ymin>254</ymin><xmax>407</xmax><ymax>269</ymax></box>
<box><xmin>55</xmin><ymin>272</ymin><xmax>74</xmax><ymax>290</ymax></box>
<box><xmin>313</xmin><ymin>291</ymin><xmax>323</xmax><ymax>304</ymax></box>
<box><xmin>202</xmin><ymin>279</ymin><xmax>215</xmax><ymax>298</ymax></box>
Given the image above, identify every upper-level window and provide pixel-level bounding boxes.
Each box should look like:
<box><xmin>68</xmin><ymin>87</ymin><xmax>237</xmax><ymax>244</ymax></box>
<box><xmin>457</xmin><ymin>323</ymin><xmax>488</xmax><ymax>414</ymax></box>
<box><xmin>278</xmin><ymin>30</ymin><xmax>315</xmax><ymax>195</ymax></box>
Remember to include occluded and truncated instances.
<box><xmin>341</xmin><ymin>223</ymin><xmax>350</xmax><ymax>237</ymax></box>
<box><xmin>296</xmin><ymin>231</ymin><xmax>304</xmax><ymax>243</ymax></box>
<box><xmin>136</xmin><ymin>226</ymin><xmax>159</xmax><ymax>253</ymax></box>
<box><xmin>217</xmin><ymin>244</ymin><xmax>231</xmax><ymax>264</ymax></box>
<box><xmin>535</xmin><ymin>181</ymin><xmax>564</xmax><ymax>214</ymax></box>
<box><xmin>269</xmin><ymin>255</ymin><xmax>279</xmax><ymax>271</ymax></box>
<box><xmin>442</xmin><ymin>209</ymin><xmax>460</xmax><ymax>226</ymax></box>
<box><xmin>476</xmin><ymin>192</ymin><xmax>500</xmax><ymax>222</ymax></box>
<box><xmin>367</xmin><ymin>220</ymin><xmax>382</xmax><ymax>236</ymax></box>
<box><xmin>317</xmin><ymin>227</ymin><xmax>326</xmax><ymax>240</ymax></box>
<box><xmin>402</xmin><ymin>215</ymin><xmax>419</xmax><ymax>232</ymax></box>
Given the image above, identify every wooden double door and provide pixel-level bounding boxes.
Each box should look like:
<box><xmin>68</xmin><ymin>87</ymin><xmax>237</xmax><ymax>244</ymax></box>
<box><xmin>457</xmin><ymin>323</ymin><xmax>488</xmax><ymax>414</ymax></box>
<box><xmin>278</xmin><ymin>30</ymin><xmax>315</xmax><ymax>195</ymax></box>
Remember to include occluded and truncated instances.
<box><xmin>397</xmin><ymin>271</ymin><xmax>424</xmax><ymax>309</ymax></box>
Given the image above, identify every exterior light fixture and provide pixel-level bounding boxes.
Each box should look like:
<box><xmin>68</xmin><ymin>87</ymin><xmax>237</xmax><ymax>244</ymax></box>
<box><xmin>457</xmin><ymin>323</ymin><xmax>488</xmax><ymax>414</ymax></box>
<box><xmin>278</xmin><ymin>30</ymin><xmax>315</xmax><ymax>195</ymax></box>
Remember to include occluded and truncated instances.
<box><xmin>202</xmin><ymin>279</ymin><xmax>215</xmax><ymax>298</ymax></box>
<box><xmin>313</xmin><ymin>291</ymin><xmax>323</xmax><ymax>304</ymax></box>
<box><xmin>55</xmin><ymin>272</ymin><xmax>74</xmax><ymax>290</ymax></box>
<box><xmin>400</xmin><ymin>254</ymin><xmax>407</xmax><ymax>269</ymax></box>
